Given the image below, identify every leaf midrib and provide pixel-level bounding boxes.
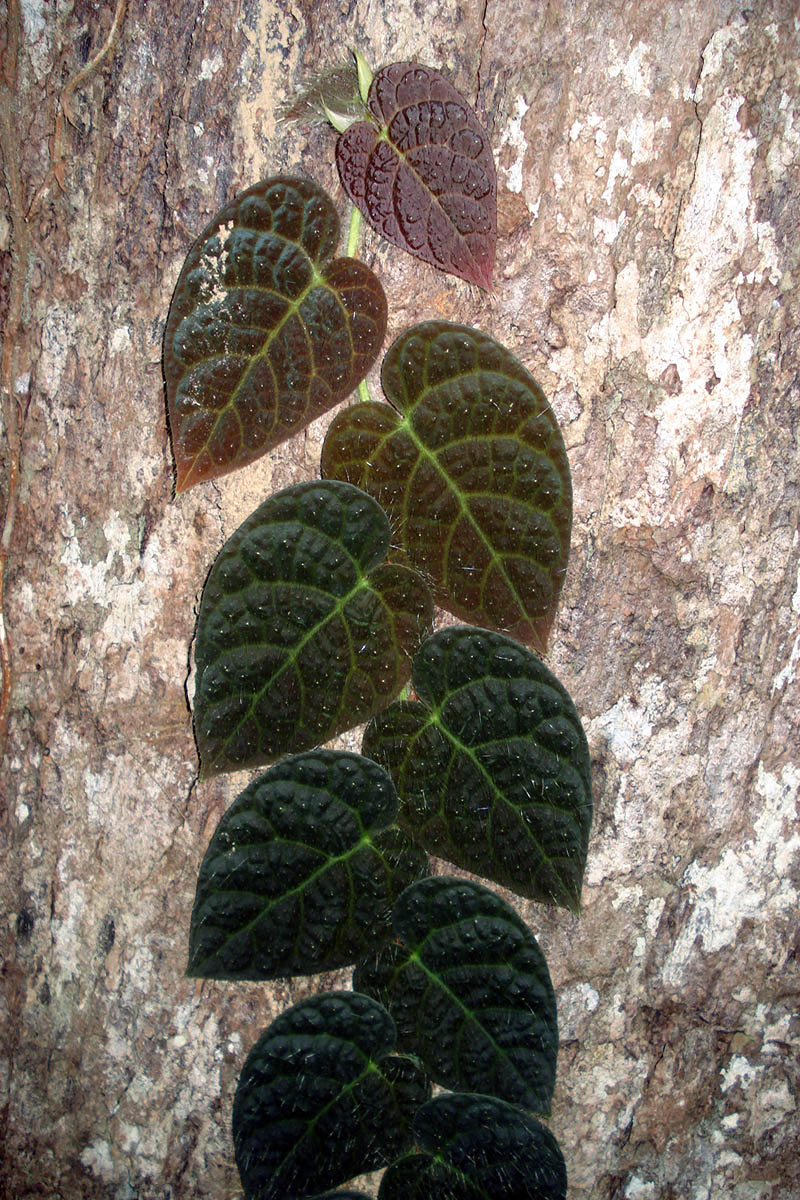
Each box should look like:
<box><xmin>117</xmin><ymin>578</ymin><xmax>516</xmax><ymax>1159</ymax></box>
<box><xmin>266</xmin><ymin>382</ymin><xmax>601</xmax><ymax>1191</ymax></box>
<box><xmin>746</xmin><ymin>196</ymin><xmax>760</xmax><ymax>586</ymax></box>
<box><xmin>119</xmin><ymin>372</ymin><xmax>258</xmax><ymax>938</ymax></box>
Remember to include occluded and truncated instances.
<box><xmin>357</xmin><ymin>378</ymin><xmax>556</xmax><ymax>630</ymax></box>
<box><xmin>194</xmin><ymin>814</ymin><xmax>389</xmax><ymax>972</ymax></box>
<box><xmin>202</xmin><ymin>565</ymin><xmax>367</xmax><ymax>772</ymax></box>
<box><xmin>180</xmin><ymin>224</ymin><xmax>354</xmax><ymax>481</ymax></box>
<box><xmin>389</xmin><ymin>931</ymin><xmax>552</xmax><ymax>1105</ymax></box>
<box><xmin>370</xmin><ymin>101</ymin><xmax>490</xmax><ymax>282</ymax></box>
<box><xmin>388</xmin><ymin>681</ymin><xmax>581</xmax><ymax>905</ymax></box>
<box><xmin>436</xmin><ymin>708</ymin><xmax>579</xmax><ymax>873</ymax></box>
<box><xmin>245</xmin><ymin>1043</ymin><xmax>399</xmax><ymax>1194</ymax></box>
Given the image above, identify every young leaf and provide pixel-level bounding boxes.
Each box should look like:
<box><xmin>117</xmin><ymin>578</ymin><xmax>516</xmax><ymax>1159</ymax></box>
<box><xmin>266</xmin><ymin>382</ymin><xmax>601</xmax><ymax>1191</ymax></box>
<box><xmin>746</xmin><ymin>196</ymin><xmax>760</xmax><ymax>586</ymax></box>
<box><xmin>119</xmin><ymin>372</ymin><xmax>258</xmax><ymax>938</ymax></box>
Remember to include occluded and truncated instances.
<box><xmin>164</xmin><ymin>176</ymin><xmax>387</xmax><ymax>491</ymax></box>
<box><xmin>187</xmin><ymin>750</ymin><xmax>428</xmax><ymax>980</ymax></box>
<box><xmin>278</xmin><ymin>59</ymin><xmax>369</xmax><ymax>130</ymax></box>
<box><xmin>322</xmin><ymin>323</ymin><xmax>572</xmax><ymax>653</ymax></box>
<box><xmin>354</xmin><ymin>875</ymin><xmax>558</xmax><ymax>1114</ymax></box>
<box><xmin>362</xmin><ymin>627</ymin><xmax>592</xmax><ymax>910</ymax></box>
<box><xmin>378</xmin><ymin>1092</ymin><xmax>567</xmax><ymax>1200</ymax></box>
<box><xmin>193</xmin><ymin>481</ymin><xmax>433</xmax><ymax>777</ymax></box>
<box><xmin>233</xmin><ymin>992</ymin><xmax>430</xmax><ymax>1200</ymax></box>
<box><xmin>336</xmin><ymin>63</ymin><xmax>496</xmax><ymax>289</ymax></box>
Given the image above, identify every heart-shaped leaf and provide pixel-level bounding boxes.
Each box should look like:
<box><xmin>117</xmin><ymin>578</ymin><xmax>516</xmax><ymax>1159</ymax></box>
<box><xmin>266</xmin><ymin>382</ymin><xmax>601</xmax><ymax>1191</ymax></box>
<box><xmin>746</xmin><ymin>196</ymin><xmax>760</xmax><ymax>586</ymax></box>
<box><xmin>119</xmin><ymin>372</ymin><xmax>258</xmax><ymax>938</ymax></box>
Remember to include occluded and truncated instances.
<box><xmin>362</xmin><ymin>627</ymin><xmax>592</xmax><ymax>910</ymax></box>
<box><xmin>322</xmin><ymin>323</ymin><xmax>572</xmax><ymax>653</ymax></box>
<box><xmin>378</xmin><ymin>1093</ymin><xmax>567</xmax><ymax>1200</ymax></box>
<box><xmin>336</xmin><ymin>64</ymin><xmax>496</xmax><ymax>289</ymax></box>
<box><xmin>354</xmin><ymin>876</ymin><xmax>558</xmax><ymax>1114</ymax></box>
<box><xmin>193</xmin><ymin>480</ymin><xmax>433</xmax><ymax>777</ymax></box>
<box><xmin>187</xmin><ymin>750</ymin><xmax>428</xmax><ymax>979</ymax></box>
<box><xmin>233</xmin><ymin>992</ymin><xmax>430</xmax><ymax>1200</ymax></box>
<box><xmin>164</xmin><ymin>176</ymin><xmax>387</xmax><ymax>491</ymax></box>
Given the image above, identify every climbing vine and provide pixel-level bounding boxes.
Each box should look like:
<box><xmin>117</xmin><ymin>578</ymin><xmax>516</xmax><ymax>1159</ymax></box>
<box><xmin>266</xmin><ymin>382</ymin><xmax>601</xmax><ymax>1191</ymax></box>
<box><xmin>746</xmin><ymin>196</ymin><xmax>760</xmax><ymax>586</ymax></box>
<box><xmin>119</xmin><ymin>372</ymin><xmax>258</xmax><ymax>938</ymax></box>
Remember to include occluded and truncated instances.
<box><xmin>165</xmin><ymin>51</ymin><xmax>592</xmax><ymax>1199</ymax></box>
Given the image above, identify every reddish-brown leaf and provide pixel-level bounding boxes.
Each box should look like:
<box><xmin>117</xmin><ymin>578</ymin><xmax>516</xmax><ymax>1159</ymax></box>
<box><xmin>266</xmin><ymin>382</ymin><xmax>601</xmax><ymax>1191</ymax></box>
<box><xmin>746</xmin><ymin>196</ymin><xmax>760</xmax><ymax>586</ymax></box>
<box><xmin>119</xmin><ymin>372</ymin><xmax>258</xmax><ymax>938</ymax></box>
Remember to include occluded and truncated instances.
<box><xmin>336</xmin><ymin>64</ymin><xmax>496</xmax><ymax>289</ymax></box>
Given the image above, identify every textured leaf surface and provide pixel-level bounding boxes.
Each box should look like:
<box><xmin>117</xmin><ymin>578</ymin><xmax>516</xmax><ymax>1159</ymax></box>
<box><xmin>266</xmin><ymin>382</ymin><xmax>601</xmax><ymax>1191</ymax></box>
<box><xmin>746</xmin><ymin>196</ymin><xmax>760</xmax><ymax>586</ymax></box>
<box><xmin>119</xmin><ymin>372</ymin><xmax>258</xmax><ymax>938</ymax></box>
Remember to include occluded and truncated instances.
<box><xmin>336</xmin><ymin>64</ymin><xmax>496</xmax><ymax>288</ymax></box>
<box><xmin>322</xmin><ymin>323</ymin><xmax>572</xmax><ymax>653</ymax></box>
<box><xmin>362</xmin><ymin>627</ymin><xmax>592</xmax><ymax>909</ymax></box>
<box><xmin>164</xmin><ymin>176</ymin><xmax>387</xmax><ymax>491</ymax></box>
<box><xmin>354</xmin><ymin>876</ymin><xmax>557</xmax><ymax>1113</ymax></box>
<box><xmin>187</xmin><ymin>751</ymin><xmax>428</xmax><ymax>979</ymax></box>
<box><xmin>193</xmin><ymin>481</ymin><xmax>433</xmax><ymax>776</ymax></box>
<box><xmin>378</xmin><ymin>1093</ymin><xmax>567</xmax><ymax>1200</ymax></box>
<box><xmin>309</xmin><ymin>1194</ymin><xmax>372</xmax><ymax>1199</ymax></box>
<box><xmin>233</xmin><ymin>992</ymin><xmax>430</xmax><ymax>1200</ymax></box>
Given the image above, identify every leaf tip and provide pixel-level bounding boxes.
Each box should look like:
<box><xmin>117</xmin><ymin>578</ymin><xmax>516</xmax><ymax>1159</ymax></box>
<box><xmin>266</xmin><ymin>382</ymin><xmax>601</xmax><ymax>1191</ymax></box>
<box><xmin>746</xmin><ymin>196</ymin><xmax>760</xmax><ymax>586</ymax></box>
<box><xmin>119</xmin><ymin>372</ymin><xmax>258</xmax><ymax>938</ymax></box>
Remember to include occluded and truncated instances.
<box><xmin>173</xmin><ymin>453</ymin><xmax>203</xmax><ymax>495</ymax></box>
<box><xmin>351</xmin><ymin>47</ymin><xmax>374</xmax><ymax>103</ymax></box>
<box><xmin>323</xmin><ymin>100</ymin><xmax>359</xmax><ymax>134</ymax></box>
<box><xmin>196</xmin><ymin>758</ymin><xmax>215</xmax><ymax>783</ymax></box>
<box><xmin>474</xmin><ymin>262</ymin><xmax>495</xmax><ymax>292</ymax></box>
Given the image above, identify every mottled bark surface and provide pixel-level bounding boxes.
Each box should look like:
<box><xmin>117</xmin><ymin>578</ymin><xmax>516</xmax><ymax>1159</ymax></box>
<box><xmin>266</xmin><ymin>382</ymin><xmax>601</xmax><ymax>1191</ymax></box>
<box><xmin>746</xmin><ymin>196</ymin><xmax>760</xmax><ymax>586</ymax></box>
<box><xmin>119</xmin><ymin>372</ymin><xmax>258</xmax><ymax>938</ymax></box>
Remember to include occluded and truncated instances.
<box><xmin>1</xmin><ymin>1</ymin><xmax>798</xmax><ymax>1197</ymax></box>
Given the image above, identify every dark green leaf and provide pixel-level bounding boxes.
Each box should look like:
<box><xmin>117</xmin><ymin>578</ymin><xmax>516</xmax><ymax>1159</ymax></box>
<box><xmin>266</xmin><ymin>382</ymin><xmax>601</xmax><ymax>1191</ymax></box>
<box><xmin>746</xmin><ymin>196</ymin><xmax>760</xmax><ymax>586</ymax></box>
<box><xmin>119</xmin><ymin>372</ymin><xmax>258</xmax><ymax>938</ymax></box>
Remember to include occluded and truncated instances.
<box><xmin>308</xmin><ymin>1194</ymin><xmax>372</xmax><ymax>1199</ymax></box>
<box><xmin>336</xmin><ymin>64</ymin><xmax>496</xmax><ymax>288</ymax></box>
<box><xmin>164</xmin><ymin>176</ymin><xmax>387</xmax><ymax>491</ymax></box>
<box><xmin>378</xmin><ymin>1093</ymin><xmax>567</xmax><ymax>1200</ymax></box>
<box><xmin>193</xmin><ymin>480</ymin><xmax>433</xmax><ymax>776</ymax></box>
<box><xmin>321</xmin><ymin>323</ymin><xmax>571</xmax><ymax>653</ymax></box>
<box><xmin>362</xmin><ymin>627</ymin><xmax>592</xmax><ymax>909</ymax></box>
<box><xmin>233</xmin><ymin>992</ymin><xmax>430</xmax><ymax>1200</ymax></box>
<box><xmin>187</xmin><ymin>750</ymin><xmax>428</xmax><ymax>979</ymax></box>
<box><xmin>354</xmin><ymin>876</ymin><xmax>557</xmax><ymax>1113</ymax></box>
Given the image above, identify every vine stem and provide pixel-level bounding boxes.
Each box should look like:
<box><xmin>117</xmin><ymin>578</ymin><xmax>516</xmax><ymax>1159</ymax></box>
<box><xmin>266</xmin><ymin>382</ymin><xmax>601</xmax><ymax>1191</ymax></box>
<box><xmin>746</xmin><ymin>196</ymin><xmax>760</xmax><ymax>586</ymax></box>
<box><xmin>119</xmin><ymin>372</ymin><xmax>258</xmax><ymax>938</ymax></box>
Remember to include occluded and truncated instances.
<box><xmin>346</xmin><ymin>204</ymin><xmax>375</xmax><ymax>406</ymax></box>
<box><xmin>346</xmin><ymin>203</ymin><xmax>362</xmax><ymax>257</ymax></box>
<box><xmin>0</xmin><ymin>0</ymin><xmax>127</xmax><ymax>758</ymax></box>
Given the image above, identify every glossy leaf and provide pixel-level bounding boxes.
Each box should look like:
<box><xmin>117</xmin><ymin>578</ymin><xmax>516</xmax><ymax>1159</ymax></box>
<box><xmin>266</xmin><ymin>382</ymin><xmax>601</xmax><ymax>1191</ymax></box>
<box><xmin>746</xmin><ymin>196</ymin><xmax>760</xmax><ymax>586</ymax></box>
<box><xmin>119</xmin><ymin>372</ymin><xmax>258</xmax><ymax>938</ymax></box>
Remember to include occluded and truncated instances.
<box><xmin>322</xmin><ymin>322</ymin><xmax>572</xmax><ymax>653</ymax></box>
<box><xmin>193</xmin><ymin>480</ymin><xmax>433</xmax><ymax>777</ymax></box>
<box><xmin>362</xmin><ymin>627</ymin><xmax>592</xmax><ymax>910</ymax></box>
<box><xmin>336</xmin><ymin>64</ymin><xmax>496</xmax><ymax>288</ymax></box>
<box><xmin>187</xmin><ymin>750</ymin><xmax>428</xmax><ymax>979</ymax></box>
<box><xmin>233</xmin><ymin>992</ymin><xmax>430</xmax><ymax>1200</ymax></box>
<box><xmin>164</xmin><ymin>176</ymin><xmax>387</xmax><ymax>491</ymax></box>
<box><xmin>354</xmin><ymin>876</ymin><xmax>558</xmax><ymax>1114</ymax></box>
<box><xmin>378</xmin><ymin>1093</ymin><xmax>567</xmax><ymax>1200</ymax></box>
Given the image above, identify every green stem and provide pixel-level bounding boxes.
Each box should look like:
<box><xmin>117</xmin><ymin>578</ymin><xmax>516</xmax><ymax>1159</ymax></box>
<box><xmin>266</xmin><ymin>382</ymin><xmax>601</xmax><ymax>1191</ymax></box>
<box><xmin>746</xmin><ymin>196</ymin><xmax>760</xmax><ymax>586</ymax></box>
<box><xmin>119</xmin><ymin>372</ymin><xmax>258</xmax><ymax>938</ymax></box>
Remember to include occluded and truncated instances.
<box><xmin>348</xmin><ymin>205</ymin><xmax>372</xmax><ymax>405</ymax></box>
<box><xmin>346</xmin><ymin>205</ymin><xmax>362</xmax><ymax>257</ymax></box>
<box><xmin>347</xmin><ymin>205</ymin><xmax>376</xmax><ymax>408</ymax></box>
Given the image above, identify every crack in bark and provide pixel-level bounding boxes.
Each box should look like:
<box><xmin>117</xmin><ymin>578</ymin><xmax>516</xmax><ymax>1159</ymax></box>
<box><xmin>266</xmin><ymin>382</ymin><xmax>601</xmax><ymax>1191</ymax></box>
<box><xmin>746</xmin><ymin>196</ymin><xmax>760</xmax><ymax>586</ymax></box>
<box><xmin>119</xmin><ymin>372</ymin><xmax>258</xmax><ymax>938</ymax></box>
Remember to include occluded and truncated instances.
<box><xmin>669</xmin><ymin>45</ymin><xmax>706</xmax><ymax>261</ymax></box>
<box><xmin>475</xmin><ymin>0</ymin><xmax>489</xmax><ymax>108</ymax></box>
<box><xmin>157</xmin><ymin>5</ymin><xmax>204</xmax><ymax>262</ymax></box>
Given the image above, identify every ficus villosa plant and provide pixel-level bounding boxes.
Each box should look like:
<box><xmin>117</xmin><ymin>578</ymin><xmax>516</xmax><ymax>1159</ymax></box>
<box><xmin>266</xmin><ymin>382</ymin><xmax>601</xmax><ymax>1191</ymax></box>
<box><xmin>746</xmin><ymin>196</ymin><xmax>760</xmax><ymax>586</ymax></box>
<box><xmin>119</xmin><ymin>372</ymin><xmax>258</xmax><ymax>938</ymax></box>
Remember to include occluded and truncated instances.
<box><xmin>164</xmin><ymin>51</ymin><xmax>592</xmax><ymax>1199</ymax></box>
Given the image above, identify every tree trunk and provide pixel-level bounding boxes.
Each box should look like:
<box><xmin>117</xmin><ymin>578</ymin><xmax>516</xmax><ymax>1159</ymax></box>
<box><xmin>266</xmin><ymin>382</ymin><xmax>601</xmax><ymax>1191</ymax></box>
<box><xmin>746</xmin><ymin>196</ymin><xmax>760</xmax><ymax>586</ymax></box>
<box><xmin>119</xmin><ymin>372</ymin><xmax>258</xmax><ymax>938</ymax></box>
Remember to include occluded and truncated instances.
<box><xmin>1</xmin><ymin>0</ymin><xmax>798</xmax><ymax>1196</ymax></box>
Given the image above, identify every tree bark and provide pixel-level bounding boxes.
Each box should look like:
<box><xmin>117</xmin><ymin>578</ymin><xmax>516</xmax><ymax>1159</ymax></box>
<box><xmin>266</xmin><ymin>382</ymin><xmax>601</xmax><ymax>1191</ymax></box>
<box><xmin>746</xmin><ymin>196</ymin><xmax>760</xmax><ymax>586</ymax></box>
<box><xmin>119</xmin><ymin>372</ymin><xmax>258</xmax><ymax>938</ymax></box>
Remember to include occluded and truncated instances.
<box><xmin>1</xmin><ymin>0</ymin><xmax>798</xmax><ymax>1196</ymax></box>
